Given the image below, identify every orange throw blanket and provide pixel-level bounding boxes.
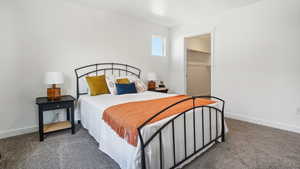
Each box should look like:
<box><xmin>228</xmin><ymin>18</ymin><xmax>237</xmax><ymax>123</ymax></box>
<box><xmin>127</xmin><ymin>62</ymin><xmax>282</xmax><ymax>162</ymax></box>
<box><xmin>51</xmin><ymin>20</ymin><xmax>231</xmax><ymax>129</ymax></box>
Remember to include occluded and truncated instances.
<box><xmin>102</xmin><ymin>95</ymin><xmax>216</xmax><ymax>146</ymax></box>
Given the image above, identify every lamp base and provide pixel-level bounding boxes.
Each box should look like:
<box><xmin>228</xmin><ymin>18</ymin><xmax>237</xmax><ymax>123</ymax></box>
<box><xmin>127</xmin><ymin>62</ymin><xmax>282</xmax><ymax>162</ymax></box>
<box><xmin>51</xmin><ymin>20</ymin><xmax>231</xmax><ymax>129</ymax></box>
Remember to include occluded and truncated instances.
<box><xmin>148</xmin><ymin>81</ymin><xmax>156</xmax><ymax>90</ymax></box>
<box><xmin>47</xmin><ymin>87</ymin><xmax>61</xmax><ymax>100</ymax></box>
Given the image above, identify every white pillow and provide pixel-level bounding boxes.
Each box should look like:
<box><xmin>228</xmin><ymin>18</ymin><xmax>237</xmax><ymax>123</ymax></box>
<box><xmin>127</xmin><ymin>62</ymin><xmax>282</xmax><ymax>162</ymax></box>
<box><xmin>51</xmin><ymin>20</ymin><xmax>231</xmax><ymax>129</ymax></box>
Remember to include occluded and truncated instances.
<box><xmin>134</xmin><ymin>78</ymin><xmax>147</xmax><ymax>93</ymax></box>
<box><xmin>78</xmin><ymin>77</ymin><xmax>89</xmax><ymax>94</ymax></box>
<box><xmin>106</xmin><ymin>75</ymin><xmax>117</xmax><ymax>95</ymax></box>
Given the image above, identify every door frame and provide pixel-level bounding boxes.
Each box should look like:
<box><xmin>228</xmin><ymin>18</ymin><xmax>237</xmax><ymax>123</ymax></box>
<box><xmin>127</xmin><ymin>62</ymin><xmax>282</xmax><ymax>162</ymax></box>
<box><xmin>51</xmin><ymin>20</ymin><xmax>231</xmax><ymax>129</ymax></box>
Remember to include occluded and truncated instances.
<box><xmin>183</xmin><ymin>29</ymin><xmax>215</xmax><ymax>95</ymax></box>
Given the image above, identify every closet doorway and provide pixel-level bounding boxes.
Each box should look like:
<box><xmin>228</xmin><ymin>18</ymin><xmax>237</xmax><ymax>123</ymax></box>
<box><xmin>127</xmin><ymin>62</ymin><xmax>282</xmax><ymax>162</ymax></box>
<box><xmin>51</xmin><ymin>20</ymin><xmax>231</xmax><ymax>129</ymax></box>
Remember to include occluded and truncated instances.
<box><xmin>185</xmin><ymin>33</ymin><xmax>212</xmax><ymax>96</ymax></box>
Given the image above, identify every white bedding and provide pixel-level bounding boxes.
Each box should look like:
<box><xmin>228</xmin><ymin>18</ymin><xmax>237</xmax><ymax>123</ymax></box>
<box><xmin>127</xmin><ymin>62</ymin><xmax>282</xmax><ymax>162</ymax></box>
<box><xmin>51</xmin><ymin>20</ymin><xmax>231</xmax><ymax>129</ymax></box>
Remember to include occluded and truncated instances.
<box><xmin>78</xmin><ymin>91</ymin><xmax>226</xmax><ymax>169</ymax></box>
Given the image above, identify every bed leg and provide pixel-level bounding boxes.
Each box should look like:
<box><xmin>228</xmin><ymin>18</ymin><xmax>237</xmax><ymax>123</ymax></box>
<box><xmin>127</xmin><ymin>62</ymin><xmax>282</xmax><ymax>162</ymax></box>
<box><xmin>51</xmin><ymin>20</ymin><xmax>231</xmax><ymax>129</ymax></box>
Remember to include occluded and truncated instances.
<box><xmin>221</xmin><ymin>120</ymin><xmax>225</xmax><ymax>142</ymax></box>
<box><xmin>221</xmin><ymin>111</ymin><xmax>225</xmax><ymax>142</ymax></box>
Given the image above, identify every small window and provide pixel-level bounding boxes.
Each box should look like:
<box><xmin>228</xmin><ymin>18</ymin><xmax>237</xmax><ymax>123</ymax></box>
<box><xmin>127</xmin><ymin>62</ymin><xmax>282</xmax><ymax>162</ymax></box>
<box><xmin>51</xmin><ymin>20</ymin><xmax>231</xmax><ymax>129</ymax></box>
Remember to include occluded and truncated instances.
<box><xmin>152</xmin><ymin>35</ymin><xmax>166</xmax><ymax>56</ymax></box>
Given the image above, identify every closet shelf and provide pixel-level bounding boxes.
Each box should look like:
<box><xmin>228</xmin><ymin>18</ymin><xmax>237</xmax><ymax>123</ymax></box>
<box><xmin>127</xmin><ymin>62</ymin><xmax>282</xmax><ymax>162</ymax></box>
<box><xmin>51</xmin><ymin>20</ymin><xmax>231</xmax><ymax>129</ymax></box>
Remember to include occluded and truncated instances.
<box><xmin>187</xmin><ymin>48</ymin><xmax>210</xmax><ymax>54</ymax></box>
<box><xmin>188</xmin><ymin>62</ymin><xmax>211</xmax><ymax>67</ymax></box>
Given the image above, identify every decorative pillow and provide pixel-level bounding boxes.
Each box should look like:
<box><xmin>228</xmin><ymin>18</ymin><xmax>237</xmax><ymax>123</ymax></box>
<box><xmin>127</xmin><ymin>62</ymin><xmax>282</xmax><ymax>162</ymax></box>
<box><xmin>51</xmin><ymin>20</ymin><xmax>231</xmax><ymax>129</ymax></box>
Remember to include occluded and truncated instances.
<box><xmin>106</xmin><ymin>75</ymin><xmax>117</xmax><ymax>95</ymax></box>
<box><xmin>115</xmin><ymin>83</ymin><xmax>137</xmax><ymax>95</ymax></box>
<box><xmin>116</xmin><ymin>78</ymin><xmax>130</xmax><ymax>84</ymax></box>
<box><xmin>85</xmin><ymin>75</ymin><xmax>110</xmax><ymax>96</ymax></box>
<box><xmin>114</xmin><ymin>76</ymin><xmax>147</xmax><ymax>93</ymax></box>
<box><xmin>79</xmin><ymin>77</ymin><xmax>89</xmax><ymax>94</ymax></box>
<box><xmin>115</xmin><ymin>75</ymin><xmax>137</xmax><ymax>82</ymax></box>
<box><xmin>134</xmin><ymin>79</ymin><xmax>147</xmax><ymax>93</ymax></box>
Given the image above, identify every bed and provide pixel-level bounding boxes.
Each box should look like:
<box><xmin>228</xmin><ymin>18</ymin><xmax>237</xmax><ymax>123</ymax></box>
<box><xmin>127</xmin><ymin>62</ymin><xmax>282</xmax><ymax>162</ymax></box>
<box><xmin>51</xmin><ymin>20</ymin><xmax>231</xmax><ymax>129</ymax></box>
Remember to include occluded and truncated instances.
<box><xmin>75</xmin><ymin>63</ymin><xmax>226</xmax><ymax>169</ymax></box>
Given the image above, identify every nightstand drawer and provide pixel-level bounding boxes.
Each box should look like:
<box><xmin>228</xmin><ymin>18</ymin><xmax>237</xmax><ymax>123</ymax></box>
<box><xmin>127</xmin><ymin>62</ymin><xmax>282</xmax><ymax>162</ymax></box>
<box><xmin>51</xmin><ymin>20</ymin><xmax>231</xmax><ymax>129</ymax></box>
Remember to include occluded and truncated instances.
<box><xmin>42</xmin><ymin>102</ymin><xmax>72</xmax><ymax>111</ymax></box>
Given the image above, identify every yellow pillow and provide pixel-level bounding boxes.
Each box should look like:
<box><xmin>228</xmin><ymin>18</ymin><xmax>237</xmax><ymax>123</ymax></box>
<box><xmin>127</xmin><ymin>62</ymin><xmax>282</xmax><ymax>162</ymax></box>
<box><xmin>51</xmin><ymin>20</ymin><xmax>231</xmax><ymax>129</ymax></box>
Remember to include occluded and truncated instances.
<box><xmin>85</xmin><ymin>75</ymin><xmax>110</xmax><ymax>96</ymax></box>
<box><xmin>116</xmin><ymin>78</ymin><xmax>130</xmax><ymax>84</ymax></box>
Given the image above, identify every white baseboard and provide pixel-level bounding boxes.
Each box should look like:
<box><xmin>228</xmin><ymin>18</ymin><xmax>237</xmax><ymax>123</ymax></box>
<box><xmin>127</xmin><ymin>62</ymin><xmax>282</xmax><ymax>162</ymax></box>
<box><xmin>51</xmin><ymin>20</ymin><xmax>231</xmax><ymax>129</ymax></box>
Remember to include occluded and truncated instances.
<box><xmin>0</xmin><ymin>126</ymin><xmax>38</xmax><ymax>139</ymax></box>
<box><xmin>0</xmin><ymin>120</ymin><xmax>80</xmax><ymax>139</ymax></box>
<box><xmin>225</xmin><ymin>112</ymin><xmax>300</xmax><ymax>134</ymax></box>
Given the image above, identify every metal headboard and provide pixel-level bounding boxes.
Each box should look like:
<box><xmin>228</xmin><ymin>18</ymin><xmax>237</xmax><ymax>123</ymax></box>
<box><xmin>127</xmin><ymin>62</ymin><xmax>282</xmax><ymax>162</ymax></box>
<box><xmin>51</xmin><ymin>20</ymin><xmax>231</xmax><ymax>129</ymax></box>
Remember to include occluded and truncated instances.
<box><xmin>74</xmin><ymin>63</ymin><xmax>141</xmax><ymax>99</ymax></box>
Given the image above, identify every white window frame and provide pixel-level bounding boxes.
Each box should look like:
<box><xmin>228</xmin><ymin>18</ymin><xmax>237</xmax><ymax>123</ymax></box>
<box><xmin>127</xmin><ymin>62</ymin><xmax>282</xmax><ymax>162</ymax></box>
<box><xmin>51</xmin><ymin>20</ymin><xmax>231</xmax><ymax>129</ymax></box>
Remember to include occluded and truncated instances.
<box><xmin>151</xmin><ymin>35</ymin><xmax>166</xmax><ymax>57</ymax></box>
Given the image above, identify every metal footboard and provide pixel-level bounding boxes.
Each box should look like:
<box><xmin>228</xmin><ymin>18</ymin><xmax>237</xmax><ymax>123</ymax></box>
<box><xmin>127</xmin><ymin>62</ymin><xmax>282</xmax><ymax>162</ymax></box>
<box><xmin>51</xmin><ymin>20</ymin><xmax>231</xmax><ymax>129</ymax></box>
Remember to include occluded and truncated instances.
<box><xmin>137</xmin><ymin>96</ymin><xmax>225</xmax><ymax>169</ymax></box>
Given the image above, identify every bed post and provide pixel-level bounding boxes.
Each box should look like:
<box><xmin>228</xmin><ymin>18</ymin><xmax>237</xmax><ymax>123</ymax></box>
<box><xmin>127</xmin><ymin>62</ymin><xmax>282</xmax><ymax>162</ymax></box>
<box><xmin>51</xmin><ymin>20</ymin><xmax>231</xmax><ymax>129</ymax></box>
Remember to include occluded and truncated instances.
<box><xmin>75</xmin><ymin>70</ymin><xmax>79</xmax><ymax>99</ymax></box>
<box><xmin>221</xmin><ymin>100</ymin><xmax>225</xmax><ymax>142</ymax></box>
<box><xmin>138</xmin><ymin>129</ymin><xmax>146</xmax><ymax>169</ymax></box>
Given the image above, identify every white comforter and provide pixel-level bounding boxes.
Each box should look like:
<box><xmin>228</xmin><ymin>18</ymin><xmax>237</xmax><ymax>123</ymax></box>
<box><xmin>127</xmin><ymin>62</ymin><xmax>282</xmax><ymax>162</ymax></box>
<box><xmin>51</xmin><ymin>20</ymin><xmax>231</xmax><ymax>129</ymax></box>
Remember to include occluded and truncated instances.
<box><xmin>78</xmin><ymin>91</ymin><xmax>225</xmax><ymax>169</ymax></box>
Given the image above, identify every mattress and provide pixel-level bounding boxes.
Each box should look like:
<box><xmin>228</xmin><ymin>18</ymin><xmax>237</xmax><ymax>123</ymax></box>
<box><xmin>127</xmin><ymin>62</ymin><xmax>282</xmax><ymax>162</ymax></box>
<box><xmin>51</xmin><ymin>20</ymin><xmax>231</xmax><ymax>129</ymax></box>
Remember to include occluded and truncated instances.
<box><xmin>78</xmin><ymin>91</ymin><xmax>226</xmax><ymax>169</ymax></box>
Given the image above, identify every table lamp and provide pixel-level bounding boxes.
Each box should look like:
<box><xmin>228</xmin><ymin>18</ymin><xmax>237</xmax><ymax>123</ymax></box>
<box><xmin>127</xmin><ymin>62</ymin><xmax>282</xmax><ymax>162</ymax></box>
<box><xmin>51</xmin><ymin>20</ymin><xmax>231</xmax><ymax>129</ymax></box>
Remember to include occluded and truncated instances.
<box><xmin>147</xmin><ymin>72</ymin><xmax>157</xmax><ymax>90</ymax></box>
<box><xmin>44</xmin><ymin>72</ymin><xmax>64</xmax><ymax>100</ymax></box>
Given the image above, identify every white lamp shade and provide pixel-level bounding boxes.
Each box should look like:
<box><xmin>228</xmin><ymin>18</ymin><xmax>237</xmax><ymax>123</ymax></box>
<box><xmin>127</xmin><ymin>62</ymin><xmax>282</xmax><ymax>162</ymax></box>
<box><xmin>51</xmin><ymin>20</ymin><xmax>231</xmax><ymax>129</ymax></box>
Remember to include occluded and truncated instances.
<box><xmin>44</xmin><ymin>72</ymin><xmax>64</xmax><ymax>84</ymax></box>
<box><xmin>147</xmin><ymin>72</ymin><xmax>157</xmax><ymax>81</ymax></box>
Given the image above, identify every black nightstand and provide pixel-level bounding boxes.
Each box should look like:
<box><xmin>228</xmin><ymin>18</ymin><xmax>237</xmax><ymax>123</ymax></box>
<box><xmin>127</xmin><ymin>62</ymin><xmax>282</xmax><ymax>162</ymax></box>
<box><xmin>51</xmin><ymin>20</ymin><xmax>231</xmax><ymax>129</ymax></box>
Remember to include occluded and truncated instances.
<box><xmin>36</xmin><ymin>95</ymin><xmax>76</xmax><ymax>141</ymax></box>
<box><xmin>148</xmin><ymin>88</ymin><xmax>168</xmax><ymax>93</ymax></box>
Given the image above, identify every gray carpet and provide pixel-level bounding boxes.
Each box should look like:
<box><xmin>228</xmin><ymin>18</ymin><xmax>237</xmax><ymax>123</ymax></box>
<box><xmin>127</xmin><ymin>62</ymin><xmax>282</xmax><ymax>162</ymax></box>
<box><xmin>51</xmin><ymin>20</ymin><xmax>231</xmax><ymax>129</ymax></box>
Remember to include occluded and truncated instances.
<box><xmin>0</xmin><ymin>118</ymin><xmax>300</xmax><ymax>169</ymax></box>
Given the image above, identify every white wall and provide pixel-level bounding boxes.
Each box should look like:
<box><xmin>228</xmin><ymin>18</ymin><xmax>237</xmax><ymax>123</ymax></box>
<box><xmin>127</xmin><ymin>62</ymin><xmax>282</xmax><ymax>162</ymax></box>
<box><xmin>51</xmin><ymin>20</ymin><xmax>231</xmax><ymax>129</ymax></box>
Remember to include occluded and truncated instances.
<box><xmin>170</xmin><ymin>0</ymin><xmax>300</xmax><ymax>133</ymax></box>
<box><xmin>0</xmin><ymin>0</ymin><xmax>169</xmax><ymax>138</ymax></box>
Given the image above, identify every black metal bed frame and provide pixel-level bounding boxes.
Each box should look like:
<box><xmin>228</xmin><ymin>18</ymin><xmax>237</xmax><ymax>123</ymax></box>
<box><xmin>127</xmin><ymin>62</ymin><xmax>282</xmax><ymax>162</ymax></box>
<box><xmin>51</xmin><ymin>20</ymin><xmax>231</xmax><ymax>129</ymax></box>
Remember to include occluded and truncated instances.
<box><xmin>74</xmin><ymin>63</ymin><xmax>225</xmax><ymax>169</ymax></box>
<box><xmin>74</xmin><ymin>63</ymin><xmax>141</xmax><ymax>99</ymax></box>
<box><xmin>138</xmin><ymin>96</ymin><xmax>225</xmax><ymax>169</ymax></box>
